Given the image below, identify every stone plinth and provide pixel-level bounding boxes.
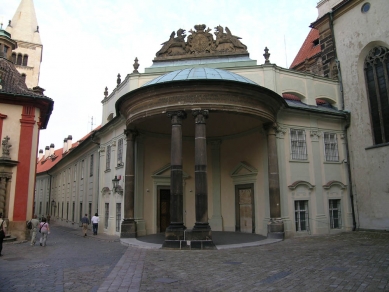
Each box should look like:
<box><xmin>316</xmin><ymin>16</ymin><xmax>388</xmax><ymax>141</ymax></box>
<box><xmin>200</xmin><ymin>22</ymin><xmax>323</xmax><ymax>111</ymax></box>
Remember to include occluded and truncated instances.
<box><xmin>267</xmin><ymin>219</ymin><xmax>284</xmax><ymax>239</ymax></box>
<box><xmin>120</xmin><ymin>219</ymin><xmax>137</xmax><ymax>238</ymax></box>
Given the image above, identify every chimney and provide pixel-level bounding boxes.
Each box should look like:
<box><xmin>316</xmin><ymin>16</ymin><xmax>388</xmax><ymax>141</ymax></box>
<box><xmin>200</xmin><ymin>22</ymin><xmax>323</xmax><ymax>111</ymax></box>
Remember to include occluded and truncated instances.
<box><xmin>63</xmin><ymin>138</ymin><xmax>68</xmax><ymax>153</ymax></box>
<box><xmin>67</xmin><ymin>135</ymin><xmax>73</xmax><ymax>151</ymax></box>
<box><xmin>38</xmin><ymin>149</ymin><xmax>44</xmax><ymax>160</ymax></box>
<box><xmin>44</xmin><ymin>146</ymin><xmax>50</xmax><ymax>158</ymax></box>
<box><xmin>49</xmin><ymin>143</ymin><xmax>55</xmax><ymax>156</ymax></box>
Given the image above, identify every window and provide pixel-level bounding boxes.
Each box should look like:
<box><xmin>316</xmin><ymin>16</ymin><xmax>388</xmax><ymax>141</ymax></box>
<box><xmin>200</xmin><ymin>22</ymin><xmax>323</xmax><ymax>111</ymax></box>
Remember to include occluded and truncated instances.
<box><xmin>364</xmin><ymin>46</ymin><xmax>389</xmax><ymax>145</ymax></box>
<box><xmin>324</xmin><ymin>133</ymin><xmax>339</xmax><ymax>161</ymax></box>
<box><xmin>17</xmin><ymin>53</ymin><xmax>22</xmax><ymax>65</ymax></box>
<box><xmin>74</xmin><ymin>164</ymin><xmax>77</xmax><ymax>181</ymax></box>
<box><xmin>329</xmin><ymin>199</ymin><xmax>341</xmax><ymax>229</ymax></box>
<box><xmin>81</xmin><ymin>160</ymin><xmax>84</xmax><ymax>179</ymax></box>
<box><xmin>295</xmin><ymin>200</ymin><xmax>309</xmax><ymax>231</ymax></box>
<box><xmin>116</xmin><ymin>203</ymin><xmax>121</xmax><ymax>232</ymax></box>
<box><xmin>106</xmin><ymin>145</ymin><xmax>111</xmax><ymax>170</ymax></box>
<box><xmin>39</xmin><ymin>202</ymin><xmax>42</xmax><ymax>216</ymax></box>
<box><xmin>88</xmin><ymin>203</ymin><xmax>92</xmax><ymax>221</ymax></box>
<box><xmin>66</xmin><ymin>202</ymin><xmax>69</xmax><ymax>220</ymax></box>
<box><xmin>90</xmin><ymin>154</ymin><xmax>94</xmax><ymax>176</ymax></box>
<box><xmin>72</xmin><ymin>202</ymin><xmax>75</xmax><ymax>222</ymax></box>
<box><xmin>22</xmin><ymin>54</ymin><xmax>28</xmax><ymax>66</ymax></box>
<box><xmin>117</xmin><ymin>138</ymin><xmax>123</xmax><ymax>166</ymax></box>
<box><xmin>290</xmin><ymin>129</ymin><xmax>307</xmax><ymax>160</ymax></box>
<box><xmin>105</xmin><ymin>203</ymin><xmax>109</xmax><ymax>229</ymax></box>
<box><xmin>61</xmin><ymin>202</ymin><xmax>64</xmax><ymax>218</ymax></box>
<box><xmin>12</xmin><ymin>52</ymin><xmax>16</xmax><ymax>63</ymax></box>
<box><xmin>79</xmin><ymin>202</ymin><xmax>83</xmax><ymax>221</ymax></box>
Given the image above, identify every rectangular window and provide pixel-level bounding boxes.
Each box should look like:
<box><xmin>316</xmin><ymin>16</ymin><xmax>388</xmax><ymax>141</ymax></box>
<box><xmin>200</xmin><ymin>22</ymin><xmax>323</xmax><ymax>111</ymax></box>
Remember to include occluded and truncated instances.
<box><xmin>324</xmin><ymin>133</ymin><xmax>339</xmax><ymax>161</ymax></box>
<box><xmin>90</xmin><ymin>154</ymin><xmax>94</xmax><ymax>176</ymax></box>
<box><xmin>105</xmin><ymin>203</ymin><xmax>109</xmax><ymax>229</ymax></box>
<box><xmin>39</xmin><ymin>202</ymin><xmax>42</xmax><ymax>216</ymax></box>
<box><xmin>329</xmin><ymin>199</ymin><xmax>341</xmax><ymax>229</ymax></box>
<box><xmin>46</xmin><ymin>202</ymin><xmax>49</xmax><ymax>215</ymax></box>
<box><xmin>81</xmin><ymin>160</ymin><xmax>84</xmax><ymax>179</ymax></box>
<box><xmin>66</xmin><ymin>202</ymin><xmax>69</xmax><ymax>220</ymax></box>
<box><xmin>88</xmin><ymin>203</ymin><xmax>92</xmax><ymax>221</ymax></box>
<box><xmin>117</xmin><ymin>139</ymin><xmax>123</xmax><ymax>166</ymax></box>
<box><xmin>290</xmin><ymin>129</ymin><xmax>307</xmax><ymax>160</ymax></box>
<box><xmin>57</xmin><ymin>202</ymin><xmax>59</xmax><ymax>217</ymax></box>
<box><xmin>295</xmin><ymin>200</ymin><xmax>309</xmax><ymax>231</ymax></box>
<box><xmin>79</xmin><ymin>202</ymin><xmax>83</xmax><ymax>222</ymax></box>
<box><xmin>116</xmin><ymin>203</ymin><xmax>121</xmax><ymax>232</ymax></box>
<box><xmin>72</xmin><ymin>202</ymin><xmax>75</xmax><ymax>222</ymax></box>
<box><xmin>106</xmin><ymin>145</ymin><xmax>111</xmax><ymax>170</ymax></box>
<box><xmin>74</xmin><ymin>164</ymin><xmax>77</xmax><ymax>181</ymax></box>
<box><xmin>61</xmin><ymin>202</ymin><xmax>64</xmax><ymax>218</ymax></box>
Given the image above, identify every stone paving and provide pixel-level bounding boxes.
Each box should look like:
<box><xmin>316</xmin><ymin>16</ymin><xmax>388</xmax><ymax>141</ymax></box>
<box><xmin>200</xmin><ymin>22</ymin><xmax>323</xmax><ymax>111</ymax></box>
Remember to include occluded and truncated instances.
<box><xmin>1</xmin><ymin>225</ymin><xmax>389</xmax><ymax>292</ymax></box>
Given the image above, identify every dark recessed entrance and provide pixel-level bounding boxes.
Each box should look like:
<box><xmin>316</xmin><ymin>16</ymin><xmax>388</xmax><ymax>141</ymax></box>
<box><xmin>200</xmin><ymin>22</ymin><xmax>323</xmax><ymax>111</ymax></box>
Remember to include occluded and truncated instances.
<box><xmin>235</xmin><ymin>184</ymin><xmax>255</xmax><ymax>233</ymax></box>
<box><xmin>158</xmin><ymin>187</ymin><xmax>170</xmax><ymax>233</ymax></box>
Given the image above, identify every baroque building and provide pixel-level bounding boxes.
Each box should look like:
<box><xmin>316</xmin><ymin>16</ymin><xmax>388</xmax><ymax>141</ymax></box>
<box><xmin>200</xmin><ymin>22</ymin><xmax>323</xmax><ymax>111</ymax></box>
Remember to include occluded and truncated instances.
<box><xmin>37</xmin><ymin>23</ymin><xmax>352</xmax><ymax>246</ymax></box>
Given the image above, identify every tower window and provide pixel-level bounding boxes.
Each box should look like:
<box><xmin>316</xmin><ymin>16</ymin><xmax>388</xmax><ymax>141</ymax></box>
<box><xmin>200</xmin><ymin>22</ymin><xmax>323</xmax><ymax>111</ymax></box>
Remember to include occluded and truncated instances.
<box><xmin>12</xmin><ymin>53</ymin><xmax>16</xmax><ymax>63</ymax></box>
<box><xmin>17</xmin><ymin>53</ymin><xmax>22</xmax><ymax>65</ymax></box>
<box><xmin>364</xmin><ymin>46</ymin><xmax>389</xmax><ymax>145</ymax></box>
<box><xmin>22</xmin><ymin>54</ymin><xmax>28</xmax><ymax>66</ymax></box>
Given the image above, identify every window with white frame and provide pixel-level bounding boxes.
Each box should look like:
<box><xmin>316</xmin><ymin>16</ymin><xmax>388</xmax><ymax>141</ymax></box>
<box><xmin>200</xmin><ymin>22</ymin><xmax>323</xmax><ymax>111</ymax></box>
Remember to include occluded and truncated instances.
<box><xmin>324</xmin><ymin>133</ymin><xmax>339</xmax><ymax>161</ymax></box>
<box><xmin>81</xmin><ymin>160</ymin><xmax>84</xmax><ymax>179</ymax></box>
<box><xmin>117</xmin><ymin>138</ymin><xmax>123</xmax><ymax>166</ymax></box>
<box><xmin>290</xmin><ymin>129</ymin><xmax>307</xmax><ymax>160</ymax></box>
<box><xmin>295</xmin><ymin>200</ymin><xmax>309</xmax><ymax>231</ymax></box>
<box><xmin>329</xmin><ymin>199</ymin><xmax>341</xmax><ymax>229</ymax></box>
<box><xmin>116</xmin><ymin>203</ymin><xmax>121</xmax><ymax>232</ymax></box>
<box><xmin>106</xmin><ymin>145</ymin><xmax>111</xmax><ymax>170</ymax></box>
<box><xmin>105</xmin><ymin>203</ymin><xmax>109</xmax><ymax>229</ymax></box>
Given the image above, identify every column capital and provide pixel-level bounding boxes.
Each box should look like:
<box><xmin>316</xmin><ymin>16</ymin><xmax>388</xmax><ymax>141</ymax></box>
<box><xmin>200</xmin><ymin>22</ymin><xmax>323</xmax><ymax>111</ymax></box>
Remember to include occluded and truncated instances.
<box><xmin>192</xmin><ymin>109</ymin><xmax>209</xmax><ymax>124</ymax></box>
<box><xmin>263</xmin><ymin>122</ymin><xmax>277</xmax><ymax>135</ymax></box>
<box><xmin>124</xmin><ymin>129</ymin><xmax>138</xmax><ymax>140</ymax></box>
<box><xmin>167</xmin><ymin>111</ymin><xmax>187</xmax><ymax>125</ymax></box>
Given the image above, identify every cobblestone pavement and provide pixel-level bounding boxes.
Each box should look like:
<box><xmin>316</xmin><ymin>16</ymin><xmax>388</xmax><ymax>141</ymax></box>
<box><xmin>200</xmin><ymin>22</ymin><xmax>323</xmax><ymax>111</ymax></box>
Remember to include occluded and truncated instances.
<box><xmin>2</xmin><ymin>227</ymin><xmax>389</xmax><ymax>292</ymax></box>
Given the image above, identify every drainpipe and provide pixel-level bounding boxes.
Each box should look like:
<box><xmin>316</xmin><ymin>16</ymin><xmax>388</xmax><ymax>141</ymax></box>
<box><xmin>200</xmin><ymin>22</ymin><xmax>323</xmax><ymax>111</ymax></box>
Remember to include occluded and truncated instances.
<box><xmin>91</xmin><ymin>132</ymin><xmax>100</xmax><ymax>215</ymax></box>
<box><xmin>330</xmin><ymin>12</ymin><xmax>357</xmax><ymax>231</ymax></box>
<box><xmin>47</xmin><ymin>171</ymin><xmax>52</xmax><ymax>216</ymax></box>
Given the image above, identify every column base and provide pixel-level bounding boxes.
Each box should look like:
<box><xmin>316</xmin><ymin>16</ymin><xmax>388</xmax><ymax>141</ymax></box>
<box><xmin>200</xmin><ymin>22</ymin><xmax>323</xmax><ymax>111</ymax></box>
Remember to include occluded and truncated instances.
<box><xmin>163</xmin><ymin>228</ymin><xmax>216</xmax><ymax>250</ymax></box>
<box><xmin>267</xmin><ymin>218</ymin><xmax>284</xmax><ymax>240</ymax></box>
<box><xmin>120</xmin><ymin>219</ymin><xmax>137</xmax><ymax>238</ymax></box>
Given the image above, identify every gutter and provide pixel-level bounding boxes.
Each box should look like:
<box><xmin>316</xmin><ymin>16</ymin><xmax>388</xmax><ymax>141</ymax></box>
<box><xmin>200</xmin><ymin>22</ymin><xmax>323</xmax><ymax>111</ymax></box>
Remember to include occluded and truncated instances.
<box><xmin>329</xmin><ymin>12</ymin><xmax>357</xmax><ymax>231</ymax></box>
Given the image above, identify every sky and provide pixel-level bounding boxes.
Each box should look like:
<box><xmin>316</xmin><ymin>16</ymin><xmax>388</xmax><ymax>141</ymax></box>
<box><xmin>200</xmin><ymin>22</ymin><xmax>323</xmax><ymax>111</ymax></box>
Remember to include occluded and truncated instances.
<box><xmin>2</xmin><ymin>0</ymin><xmax>318</xmax><ymax>152</ymax></box>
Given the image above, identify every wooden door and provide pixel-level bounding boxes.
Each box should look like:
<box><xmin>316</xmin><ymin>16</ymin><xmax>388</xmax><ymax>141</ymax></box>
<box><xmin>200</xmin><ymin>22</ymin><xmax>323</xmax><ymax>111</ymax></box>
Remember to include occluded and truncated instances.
<box><xmin>159</xmin><ymin>189</ymin><xmax>170</xmax><ymax>232</ymax></box>
<box><xmin>235</xmin><ymin>184</ymin><xmax>255</xmax><ymax>233</ymax></box>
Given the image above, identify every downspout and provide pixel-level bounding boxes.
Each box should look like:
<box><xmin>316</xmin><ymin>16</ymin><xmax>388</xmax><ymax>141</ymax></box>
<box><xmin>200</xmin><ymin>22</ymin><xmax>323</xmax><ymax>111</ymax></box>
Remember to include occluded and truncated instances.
<box><xmin>47</xmin><ymin>171</ymin><xmax>52</xmax><ymax>216</ymax></box>
<box><xmin>330</xmin><ymin>12</ymin><xmax>357</xmax><ymax>231</ymax></box>
<box><xmin>91</xmin><ymin>132</ymin><xmax>100</xmax><ymax>215</ymax></box>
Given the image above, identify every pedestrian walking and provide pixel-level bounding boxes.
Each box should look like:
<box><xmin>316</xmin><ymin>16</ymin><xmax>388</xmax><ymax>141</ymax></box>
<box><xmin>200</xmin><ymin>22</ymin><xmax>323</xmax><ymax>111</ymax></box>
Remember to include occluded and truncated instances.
<box><xmin>39</xmin><ymin>217</ymin><xmax>50</xmax><ymax>247</ymax></box>
<box><xmin>91</xmin><ymin>213</ymin><xmax>99</xmax><ymax>235</ymax></box>
<box><xmin>29</xmin><ymin>214</ymin><xmax>40</xmax><ymax>246</ymax></box>
<box><xmin>81</xmin><ymin>214</ymin><xmax>90</xmax><ymax>237</ymax></box>
<box><xmin>0</xmin><ymin>212</ymin><xmax>7</xmax><ymax>256</ymax></box>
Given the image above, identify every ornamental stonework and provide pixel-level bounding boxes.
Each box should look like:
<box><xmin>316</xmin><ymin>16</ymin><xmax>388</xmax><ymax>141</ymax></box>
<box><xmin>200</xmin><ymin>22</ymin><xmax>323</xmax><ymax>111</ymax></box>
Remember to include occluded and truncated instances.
<box><xmin>155</xmin><ymin>24</ymin><xmax>248</xmax><ymax>61</ymax></box>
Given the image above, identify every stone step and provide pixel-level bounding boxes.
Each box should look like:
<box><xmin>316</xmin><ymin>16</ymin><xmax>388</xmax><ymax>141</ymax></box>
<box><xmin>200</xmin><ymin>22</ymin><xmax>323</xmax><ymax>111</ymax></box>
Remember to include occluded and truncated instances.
<box><xmin>3</xmin><ymin>235</ymin><xmax>17</xmax><ymax>243</ymax></box>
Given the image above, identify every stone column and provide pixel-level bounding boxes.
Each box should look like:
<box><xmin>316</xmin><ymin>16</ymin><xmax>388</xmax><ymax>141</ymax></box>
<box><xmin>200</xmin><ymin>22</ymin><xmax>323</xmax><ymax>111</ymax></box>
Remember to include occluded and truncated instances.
<box><xmin>0</xmin><ymin>176</ymin><xmax>7</xmax><ymax>215</ymax></box>
<box><xmin>264</xmin><ymin>123</ymin><xmax>284</xmax><ymax>239</ymax></box>
<box><xmin>192</xmin><ymin>110</ymin><xmax>210</xmax><ymax>231</ymax></box>
<box><xmin>165</xmin><ymin>111</ymin><xmax>187</xmax><ymax>239</ymax></box>
<box><xmin>120</xmin><ymin>129</ymin><xmax>137</xmax><ymax>238</ymax></box>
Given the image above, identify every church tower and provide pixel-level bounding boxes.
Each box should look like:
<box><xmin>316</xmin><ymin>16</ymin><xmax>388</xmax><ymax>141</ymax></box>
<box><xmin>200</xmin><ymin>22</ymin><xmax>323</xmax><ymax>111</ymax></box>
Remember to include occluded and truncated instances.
<box><xmin>6</xmin><ymin>0</ymin><xmax>42</xmax><ymax>89</ymax></box>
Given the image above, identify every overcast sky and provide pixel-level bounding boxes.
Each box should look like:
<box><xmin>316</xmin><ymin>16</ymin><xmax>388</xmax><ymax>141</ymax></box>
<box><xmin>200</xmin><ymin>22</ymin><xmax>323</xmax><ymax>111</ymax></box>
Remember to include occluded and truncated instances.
<box><xmin>2</xmin><ymin>0</ymin><xmax>318</xmax><ymax>152</ymax></box>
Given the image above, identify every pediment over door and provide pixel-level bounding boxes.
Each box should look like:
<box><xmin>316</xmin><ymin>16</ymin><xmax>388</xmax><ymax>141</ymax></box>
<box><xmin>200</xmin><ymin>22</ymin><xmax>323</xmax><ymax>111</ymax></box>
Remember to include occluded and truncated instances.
<box><xmin>151</xmin><ymin>163</ymin><xmax>190</xmax><ymax>179</ymax></box>
<box><xmin>230</xmin><ymin>161</ymin><xmax>258</xmax><ymax>184</ymax></box>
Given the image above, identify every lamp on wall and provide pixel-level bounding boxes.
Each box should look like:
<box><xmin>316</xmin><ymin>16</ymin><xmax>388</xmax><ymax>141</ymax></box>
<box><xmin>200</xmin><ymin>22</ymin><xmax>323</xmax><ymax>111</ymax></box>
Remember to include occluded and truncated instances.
<box><xmin>112</xmin><ymin>175</ymin><xmax>120</xmax><ymax>193</ymax></box>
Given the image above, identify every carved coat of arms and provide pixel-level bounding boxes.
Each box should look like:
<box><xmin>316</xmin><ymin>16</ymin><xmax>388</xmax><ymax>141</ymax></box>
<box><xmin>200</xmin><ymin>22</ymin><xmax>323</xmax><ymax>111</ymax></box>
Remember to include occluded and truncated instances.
<box><xmin>155</xmin><ymin>24</ymin><xmax>248</xmax><ymax>60</ymax></box>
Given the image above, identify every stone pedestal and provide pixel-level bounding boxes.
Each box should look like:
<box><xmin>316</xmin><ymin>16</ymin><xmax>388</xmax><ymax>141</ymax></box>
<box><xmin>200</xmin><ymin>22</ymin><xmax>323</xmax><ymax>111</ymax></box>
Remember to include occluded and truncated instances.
<box><xmin>120</xmin><ymin>219</ymin><xmax>137</xmax><ymax>238</ymax></box>
<box><xmin>267</xmin><ymin>218</ymin><xmax>284</xmax><ymax>239</ymax></box>
<box><xmin>162</xmin><ymin>228</ymin><xmax>216</xmax><ymax>250</ymax></box>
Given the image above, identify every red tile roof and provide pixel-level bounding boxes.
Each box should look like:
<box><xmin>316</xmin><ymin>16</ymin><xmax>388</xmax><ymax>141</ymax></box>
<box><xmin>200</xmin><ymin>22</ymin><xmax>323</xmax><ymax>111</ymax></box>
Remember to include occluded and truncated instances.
<box><xmin>36</xmin><ymin>126</ymin><xmax>101</xmax><ymax>174</ymax></box>
<box><xmin>290</xmin><ymin>28</ymin><xmax>321</xmax><ymax>69</ymax></box>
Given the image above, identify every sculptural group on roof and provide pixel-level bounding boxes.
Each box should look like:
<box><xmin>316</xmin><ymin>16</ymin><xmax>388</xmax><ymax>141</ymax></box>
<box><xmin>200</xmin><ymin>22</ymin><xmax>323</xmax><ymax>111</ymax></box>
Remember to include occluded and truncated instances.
<box><xmin>155</xmin><ymin>24</ymin><xmax>248</xmax><ymax>59</ymax></box>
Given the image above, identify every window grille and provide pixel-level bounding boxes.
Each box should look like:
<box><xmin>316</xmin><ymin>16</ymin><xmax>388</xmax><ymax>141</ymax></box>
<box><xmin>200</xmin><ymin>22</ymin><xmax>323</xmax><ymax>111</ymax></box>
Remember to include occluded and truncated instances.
<box><xmin>324</xmin><ymin>133</ymin><xmax>339</xmax><ymax>161</ymax></box>
<box><xmin>116</xmin><ymin>203</ymin><xmax>121</xmax><ymax>232</ymax></box>
<box><xmin>364</xmin><ymin>46</ymin><xmax>389</xmax><ymax>144</ymax></box>
<box><xmin>105</xmin><ymin>203</ymin><xmax>109</xmax><ymax>229</ymax></box>
<box><xmin>90</xmin><ymin>154</ymin><xmax>94</xmax><ymax>176</ymax></box>
<box><xmin>295</xmin><ymin>200</ymin><xmax>309</xmax><ymax>231</ymax></box>
<box><xmin>290</xmin><ymin>129</ymin><xmax>307</xmax><ymax>160</ymax></box>
<box><xmin>329</xmin><ymin>199</ymin><xmax>341</xmax><ymax>229</ymax></box>
<box><xmin>117</xmin><ymin>139</ymin><xmax>123</xmax><ymax>166</ymax></box>
<box><xmin>106</xmin><ymin>145</ymin><xmax>111</xmax><ymax>170</ymax></box>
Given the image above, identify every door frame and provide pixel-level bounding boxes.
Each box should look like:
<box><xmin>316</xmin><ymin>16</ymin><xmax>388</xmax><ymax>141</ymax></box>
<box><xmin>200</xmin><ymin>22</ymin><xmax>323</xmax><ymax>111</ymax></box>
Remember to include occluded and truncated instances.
<box><xmin>235</xmin><ymin>183</ymin><xmax>255</xmax><ymax>233</ymax></box>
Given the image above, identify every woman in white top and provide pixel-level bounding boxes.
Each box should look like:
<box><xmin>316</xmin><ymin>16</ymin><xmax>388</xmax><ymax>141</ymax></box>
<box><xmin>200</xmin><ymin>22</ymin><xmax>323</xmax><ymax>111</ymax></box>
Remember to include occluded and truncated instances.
<box><xmin>39</xmin><ymin>217</ymin><xmax>50</xmax><ymax>246</ymax></box>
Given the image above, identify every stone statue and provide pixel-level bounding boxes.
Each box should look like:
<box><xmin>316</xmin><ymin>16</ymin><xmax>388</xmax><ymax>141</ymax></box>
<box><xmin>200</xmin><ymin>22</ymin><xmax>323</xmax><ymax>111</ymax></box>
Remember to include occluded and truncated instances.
<box><xmin>1</xmin><ymin>136</ymin><xmax>11</xmax><ymax>159</ymax></box>
<box><xmin>156</xmin><ymin>29</ymin><xmax>187</xmax><ymax>57</ymax></box>
<box><xmin>214</xmin><ymin>25</ymin><xmax>247</xmax><ymax>52</ymax></box>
